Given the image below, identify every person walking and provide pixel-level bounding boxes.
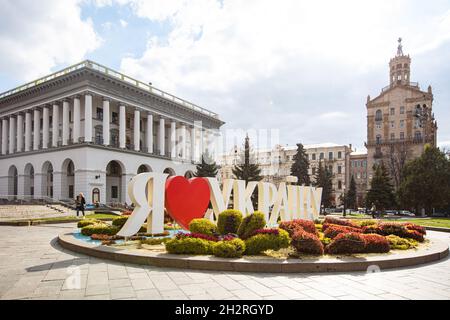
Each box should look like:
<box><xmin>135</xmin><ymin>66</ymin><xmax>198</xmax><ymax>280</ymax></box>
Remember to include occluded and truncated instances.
<box><xmin>371</xmin><ymin>203</ymin><xmax>377</xmax><ymax>219</ymax></box>
<box><xmin>76</xmin><ymin>192</ymin><xmax>86</xmax><ymax>218</ymax></box>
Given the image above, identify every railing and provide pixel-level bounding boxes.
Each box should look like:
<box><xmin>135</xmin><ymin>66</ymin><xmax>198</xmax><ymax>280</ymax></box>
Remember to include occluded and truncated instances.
<box><xmin>0</xmin><ymin>60</ymin><xmax>219</xmax><ymax>119</ymax></box>
<box><xmin>381</xmin><ymin>81</ymin><xmax>419</xmax><ymax>93</ymax></box>
<box><xmin>366</xmin><ymin>137</ymin><xmax>427</xmax><ymax>146</ymax></box>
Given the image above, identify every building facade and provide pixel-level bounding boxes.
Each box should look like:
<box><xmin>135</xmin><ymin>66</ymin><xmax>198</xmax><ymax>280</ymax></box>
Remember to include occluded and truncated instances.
<box><xmin>0</xmin><ymin>61</ymin><xmax>224</xmax><ymax>205</ymax></box>
<box><xmin>349</xmin><ymin>151</ymin><xmax>368</xmax><ymax>207</ymax></box>
<box><xmin>219</xmin><ymin>143</ymin><xmax>352</xmax><ymax>206</ymax></box>
<box><xmin>365</xmin><ymin>39</ymin><xmax>437</xmax><ymax>188</ymax></box>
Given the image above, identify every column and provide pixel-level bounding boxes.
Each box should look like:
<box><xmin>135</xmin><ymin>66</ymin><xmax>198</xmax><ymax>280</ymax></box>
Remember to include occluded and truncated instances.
<box><xmin>181</xmin><ymin>124</ymin><xmax>187</xmax><ymax>159</ymax></box>
<box><xmin>9</xmin><ymin>116</ymin><xmax>16</xmax><ymax>154</ymax></box>
<box><xmin>1</xmin><ymin>119</ymin><xmax>7</xmax><ymax>155</ymax></box>
<box><xmin>33</xmin><ymin>108</ymin><xmax>40</xmax><ymax>151</ymax></box>
<box><xmin>134</xmin><ymin>109</ymin><xmax>140</xmax><ymax>151</ymax></box>
<box><xmin>159</xmin><ymin>117</ymin><xmax>165</xmax><ymax>156</ymax></box>
<box><xmin>146</xmin><ymin>113</ymin><xmax>153</xmax><ymax>153</ymax></box>
<box><xmin>199</xmin><ymin>128</ymin><xmax>205</xmax><ymax>159</ymax></box>
<box><xmin>191</xmin><ymin>125</ymin><xmax>196</xmax><ymax>162</ymax></box>
<box><xmin>84</xmin><ymin>93</ymin><xmax>93</xmax><ymax>142</ymax></box>
<box><xmin>119</xmin><ymin>105</ymin><xmax>126</xmax><ymax>148</ymax></box>
<box><xmin>73</xmin><ymin>96</ymin><xmax>81</xmax><ymax>143</ymax></box>
<box><xmin>52</xmin><ymin>104</ymin><xmax>59</xmax><ymax>147</ymax></box>
<box><xmin>42</xmin><ymin>106</ymin><xmax>49</xmax><ymax>149</ymax></box>
<box><xmin>17</xmin><ymin>114</ymin><xmax>23</xmax><ymax>152</ymax></box>
<box><xmin>170</xmin><ymin>120</ymin><xmax>177</xmax><ymax>158</ymax></box>
<box><xmin>25</xmin><ymin>112</ymin><xmax>31</xmax><ymax>151</ymax></box>
<box><xmin>102</xmin><ymin>99</ymin><xmax>110</xmax><ymax>146</ymax></box>
<box><xmin>62</xmin><ymin>100</ymin><xmax>69</xmax><ymax>146</ymax></box>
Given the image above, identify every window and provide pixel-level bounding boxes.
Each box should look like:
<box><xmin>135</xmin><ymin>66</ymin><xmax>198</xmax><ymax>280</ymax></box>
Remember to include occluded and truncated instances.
<box><xmin>400</xmin><ymin>132</ymin><xmax>405</xmax><ymax>140</ymax></box>
<box><xmin>415</xmin><ymin>131</ymin><xmax>422</xmax><ymax>140</ymax></box>
<box><xmin>319</xmin><ymin>153</ymin><xmax>324</xmax><ymax>160</ymax></box>
<box><xmin>400</xmin><ymin>120</ymin><xmax>404</xmax><ymax>128</ymax></box>
<box><xmin>328</xmin><ymin>165</ymin><xmax>333</xmax><ymax>173</ymax></box>
<box><xmin>390</xmin><ymin>108</ymin><xmax>395</xmax><ymax>115</ymax></box>
<box><xmin>363</xmin><ymin>160</ymin><xmax>367</xmax><ymax>168</ymax></box>
<box><xmin>111</xmin><ymin>186</ymin><xmax>118</xmax><ymax>199</ymax></box>
<box><xmin>338</xmin><ymin>151</ymin><xmax>342</xmax><ymax>159</ymax></box>
<box><xmin>328</xmin><ymin>152</ymin><xmax>333</xmax><ymax>160</ymax></box>
<box><xmin>400</xmin><ymin>106</ymin><xmax>405</xmax><ymax>114</ymax></box>
<box><xmin>112</xmin><ymin>112</ymin><xmax>119</xmax><ymax>124</ymax></box>
<box><xmin>312</xmin><ymin>153</ymin><xmax>316</xmax><ymax>160</ymax></box>
<box><xmin>338</xmin><ymin>166</ymin><xmax>342</xmax><ymax>174</ymax></box>
<box><xmin>96</xmin><ymin>108</ymin><xmax>103</xmax><ymax>120</ymax></box>
<box><xmin>390</xmin><ymin>133</ymin><xmax>395</xmax><ymax>140</ymax></box>
<box><xmin>414</xmin><ymin>118</ymin><xmax>421</xmax><ymax>129</ymax></box>
<box><xmin>312</xmin><ymin>167</ymin><xmax>316</xmax><ymax>175</ymax></box>
<box><xmin>390</xmin><ymin>121</ymin><xmax>395</xmax><ymax>128</ymax></box>
<box><xmin>375</xmin><ymin>109</ymin><xmax>382</xmax><ymax>121</ymax></box>
<box><xmin>376</xmin><ymin>135</ymin><xmax>382</xmax><ymax>144</ymax></box>
<box><xmin>357</xmin><ymin>173</ymin><xmax>361</xmax><ymax>179</ymax></box>
<box><xmin>338</xmin><ymin>180</ymin><xmax>342</xmax><ymax>190</ymax></box>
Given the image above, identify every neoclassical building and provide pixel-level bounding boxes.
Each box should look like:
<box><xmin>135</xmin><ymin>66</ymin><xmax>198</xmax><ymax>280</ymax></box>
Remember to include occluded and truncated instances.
<box><xmin>0</xmin><ymin>61</ymin><xmax>224</xmax><ymax>205</ymax></box>
<box><xmin>365</xmin><ymin>39</ymin><xmax>437</xmax><ymax>187</ymax></box>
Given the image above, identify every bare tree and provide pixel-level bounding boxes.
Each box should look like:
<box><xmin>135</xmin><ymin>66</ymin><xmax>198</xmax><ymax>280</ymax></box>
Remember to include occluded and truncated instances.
<box><xmin>386</xmin><ymin>143</ymin><xmax>409</xmax><ymax>190</ymax></box>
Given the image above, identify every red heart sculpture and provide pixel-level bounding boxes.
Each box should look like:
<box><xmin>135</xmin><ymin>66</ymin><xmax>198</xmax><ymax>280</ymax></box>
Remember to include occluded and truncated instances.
<box><xmin>165</xmin><ymin>176</ymin><xmax>211</xmax><ymax>230</ymax></box>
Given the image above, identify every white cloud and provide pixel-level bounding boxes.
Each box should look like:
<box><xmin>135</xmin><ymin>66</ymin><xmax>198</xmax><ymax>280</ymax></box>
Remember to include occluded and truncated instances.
<box><xmin>0</xmin><ymin>0</ymin><xmax>102</xmax><ymax>82</ymax></box>
<box><xmin>119</xmin><ymin>19</ymin><xmax>128</xmax><ymax>28</ymax></box>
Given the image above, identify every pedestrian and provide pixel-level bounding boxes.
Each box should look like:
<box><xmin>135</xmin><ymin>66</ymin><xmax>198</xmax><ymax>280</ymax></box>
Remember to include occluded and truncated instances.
<box><xmin>371</xmin><ymin>203</ymin><xmax>377</xmax><ymax>219</ymax></box>
<box><xmin>76</xmin><ymin>192</ymin><xmax>86</xmax><ymax>218</ymax></box>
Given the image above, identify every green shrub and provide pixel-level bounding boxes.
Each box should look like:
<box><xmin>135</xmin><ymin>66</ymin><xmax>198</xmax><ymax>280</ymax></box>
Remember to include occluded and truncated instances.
<box><xmin>386</xmin><ymin>235</ymin><xmax>418</xmax><ymax>250</ymax></box>
<box><xmin>244</xmin><ymin>228</ymin><xmax>290</xmax><ymax>255</ymax></box>
<box><xmin>291</xmin><ymin>229</ymin><xmax>324</xmax><ymax>255</ymax></box>
<box><xmin>77</xmin><ymin>219</ymin><xmax>102</xmax><ymax>228</ymax></box>
<box><xmin>165</xmin><ymin>237</ymin><xmax>214</xmax><ymax>255</ymax></box>
<box><xmin>213</xmin><ymin>238</ymin><xmax>246</xmax><ymax>258</ymax></box>
<box><xmin>81</xmin><ymin>224</ymin><xmax>119</xmax><ymax>236</ymax></box>
<box><xmin>358</xmin><ymin>220</ymin><xmax>378</xmax><ymax>227</ymax></box>
<box><xmin>188</xmin><ymin>218</ymin><xmax>217</xmax><ymax>236</ymax></box>
<box><xmin>217</xmin><ymin>209</ymin><xmax>243</xmax><ymax>235</ymax></box>
<box><xmin>237</xmin><ymin>211</ymin><xmax>266</xmax><ymax>239</ymax></box>
<box><xmin>112</xmin><ymin>216</ymin><xmax>129</xmax><ymax>228</ymax></box>
<box><xmin>318</xmin><ymin>232</ymin><xmax>332</xmax><ymax>247</ymax></box>
<box><xmin>140</xmin><ymin>238</ymin><xmax>170</xmax><ymax>246</ymax></box>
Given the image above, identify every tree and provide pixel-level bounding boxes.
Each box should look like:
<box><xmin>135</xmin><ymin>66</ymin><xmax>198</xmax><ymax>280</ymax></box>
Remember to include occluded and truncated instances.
<box><xmin>398</xmin><ymin>145</ymin><xmax>450</xmax><ymax>215</ymax></box>
<box><xmin>194</xmin><ymin>150</ymin><xmax>220</xmax><ymax>177</ymax></box>
<box><xmin>290</xmin><ymin>143</ymin><xmax>311</xmax><ymax>185</ymax></box>
<box><xmin>346</xmin><ymin>175</ymin><xmax>357</xmax><ymax>209</ymax></box>
<box><xmin>232</xmin><ymin>135</ymin><xmax>262</xmax><ymax>183</ymax></box>
<box><xmin>366</xmin><ymin>163</ymin><xmax>396</xmax><ymax>212</ymax></box>
<box><xmin>313</xmin><ymin>160</ymin><xmax>334</xmax><ymax>208</ymax></box>
<box><xmin>387</xmin><ymin>143</ymin><xmax>409</xmax><ymax>190</ymax></box>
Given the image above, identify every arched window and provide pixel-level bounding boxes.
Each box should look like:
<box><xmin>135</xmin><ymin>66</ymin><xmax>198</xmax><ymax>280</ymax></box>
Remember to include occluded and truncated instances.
<box><xmin>92</xmin><ymin>188</ymin><xmax>100</xmax><ymax>204</ymax></box>
<box><xmin>376</xmin><ymin>135</ymin><xmax>382</xmax><ymax>144</ymax></box>
<box><xmin>375</xmin><ymin>110</ymin><xmax>382</xmax><ymax>121</ymax></box>
<box><xmin>414</xmin><ymin>131</ymin><xmax>422</xmax><ymax>140</ymax></box>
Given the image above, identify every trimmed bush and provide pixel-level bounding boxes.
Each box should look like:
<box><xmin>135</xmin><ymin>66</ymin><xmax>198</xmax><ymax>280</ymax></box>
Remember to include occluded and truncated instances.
<box><xmin>362</xmin><ymin>225</ymin><xmax>382</xmax><ymax>234</ymax></box>
<box><xmin>237</xmin><ymin>212</ymin><xmax>266</xmax><ymax>240</ymax></box>
<box><xmin>358</xmin><ymin>220</ymin><xmax>378</xmax><ymax>227</ymax></box>
<box><xmin>279</xmin><ymin>219</ymin><xmax>318</xmax><ymax>236</ymax></box>
<box><xmin>213</xmin><ymin>238</ymin><xmax>246</xmax><ymax>258</ymax></box>
<box><xmin>361</xmin><ymin>234</ymin><xmax>390</xmax><ymax>253</ymax></box>
<box><xmin>324</xmin><ymin>216</ymin><xmax>359</xmax><ymax>228</ymax></box>
<box><xmin>326</xmin><ymin>232</ymin><xmax>366</xmax><ymax>254</ymax></box>
<box><xmin>77</xmin><ymin>219</ymin><xmax>102</xmax><ymax>228</ymax></box>
<box><xmin>217</xmin><ymin>210</ymin><xmax>243</xmax><ymax>235</ymax></box>
<box><xmin>323</xmin><ymin>224</ymin><xmax>362</xmax><ymax>239</ymax></box>
<box><xmin>378</xmin><ymin>222</ymin><xmax>425</xmax><ymax>242</ymax></box>
<box><xmin>140</xmin><ymin>238</ymin><xmax>170</xmax><ymax>246</ymax></box>
<box><xmin>112</xmin><ymin>216</ymin><xmax>129</xmax><ymax>228</ymax></box>
<box><xmin>175</xmin><ymin>232</ymin><xmax>219</xmax><ymax>242</ymax></box>
<box><xmin>81</xmin><ymin>224</ymin><xmax>119</xmax><ymax>236</ymax></box>
<box><xmin>244</xmin><ymin>229</ymin><xmax>290</xmax><ymax>255</ymax></box>
<box><xmin>188</xmin><ymin>218</ymin><xmax>217</xmax><ymax>236</ymax></box>
<box><xmin>404</xmin><ymin>223</ymin><xmax>426</xmax><ymax>235</ymax></box>
<box><xmin>386</xmin><ymin>235</ymin><xmax>419</xmax><ymax>250</ymax></box>
<box><xmin>291</xmin><ymin>229</ymin><xmax>324</xmax><ymax>255</ymax></box>
<box><xmin>165</xmin><ymin>237</ymin><xmax>214</xmax><ymax>255</ymax></box>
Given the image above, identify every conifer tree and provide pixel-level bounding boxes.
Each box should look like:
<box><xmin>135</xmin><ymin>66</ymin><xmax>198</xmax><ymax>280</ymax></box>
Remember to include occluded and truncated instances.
<box><xmin>290</xmin><ymin>143</ymin><xmax>311</xmax><ymax>185</ymax></box>
<box><xmin>313</xmin><ymin>160</ymin><xmax>334</xmax><ymax>208</ymax></box>
<box><xmin>194</xmin><ymin>150</ymin><xmax>220</xmax><ymax>177</ymax></box>
<box><xmin>232</xmin><ymin>135</ymin><xmax>262</xmax><ymax>183</ymax></box>
<box><xmin>366</xmin><ymin>163</ymin><xmax>396</xmax><ymax>212</ymax></box>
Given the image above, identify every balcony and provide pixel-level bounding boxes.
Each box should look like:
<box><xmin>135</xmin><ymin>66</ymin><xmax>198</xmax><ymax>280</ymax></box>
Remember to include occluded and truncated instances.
<box><xmin>366</xmin><ymin>137</ymin><xmax>426</xmax><ymax>147</ymax></box>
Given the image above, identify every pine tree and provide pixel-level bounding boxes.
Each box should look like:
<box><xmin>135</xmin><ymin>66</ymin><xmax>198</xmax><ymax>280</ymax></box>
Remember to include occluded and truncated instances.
<box><xmin>346</xmin><ymin>175</ymin><xmax>357</xmax><ymax>209</ymax></box>
<box><xmin>366</xmin><ymin>163</ymin><xmax>396</xmax><ymax>212</ymax></box>
<box><xmin>313</xmin><ymin>160</ymin><xmax>334</xmax><ymax>208</ymax></box>
<box><xmin>290</xmin><ymin>143</ymin><xmax>311</xmax><ymax>185</ymax></box>
<box><xmin>232</xmin><ymin>135</ymin><xmax>262</xmax><ymax>183</ymax></box>
<box><xmin>194</xmin><ymin>150</ymin><xmax>220</xmax><ymax>177</ymax></box>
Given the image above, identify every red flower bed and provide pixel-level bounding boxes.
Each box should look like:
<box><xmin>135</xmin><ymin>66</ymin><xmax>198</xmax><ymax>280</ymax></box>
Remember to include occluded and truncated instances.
<box><xmin>323</xmin><ymin>224</ymin><xmax>362</xmax><ymax>239</ymax></box>
<box><xmin>176</xmin><ymin>232</ymin><xmax>219</xmax><ymax>242</ymax></box>
<box><xmin>326</xmin><ymin>232</ymin><xmax>366</xmax><ymax>254</ymax></box>
<box><xmin>362</xmin><ymin>225</ymin><xmax>382</xmax><ymax>234</ymax></box>
<box><xmin>279</xmin><ymin>219</ymin><xmax>317</xmax><ymax>236</ymax></box>
<box><xmin>378</xmin><ymin>222</ymin><xmax>425</xmax><ymax>242</ymax></box>
<box><xmin>291</xmin><ymin>229</ymin><xmax>324</xmax><ymax>255</ymax></box>
<box><xmin>361</xmin><ymin>234</ymin><xmax>390</xmax><ymax>253</ymax></box>
<box><xmin>404</xmin><ymin>223</ymin><xmax>426</xmax><ymax>235</ymax></box>
<box><xmin>324</xmin><ymin>217</ymin><xmax>359</xmax><ymax>228</ymax></box>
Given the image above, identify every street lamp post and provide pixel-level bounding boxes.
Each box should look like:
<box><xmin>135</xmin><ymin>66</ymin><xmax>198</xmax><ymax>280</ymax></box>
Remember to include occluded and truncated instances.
<box><xmin>343</xmin><ymin>185</ymin><xmax>346</xmax><ymax>217</ymax></box>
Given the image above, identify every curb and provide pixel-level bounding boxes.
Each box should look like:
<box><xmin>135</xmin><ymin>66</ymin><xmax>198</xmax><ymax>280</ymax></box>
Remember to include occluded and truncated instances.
<box><xmin>58</xmin><ymin>232</ymin><xmax>449</xmax><ymax>273</ymax></box>
<box><xmin>0</xmin><ymin>218</ymin><xmax>113</xmax><ymax>226</ymax></box>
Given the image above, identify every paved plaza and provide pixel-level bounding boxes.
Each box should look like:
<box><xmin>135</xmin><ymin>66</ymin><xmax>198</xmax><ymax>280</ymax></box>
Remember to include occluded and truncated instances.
<box><xmin>0</xmin><ymin>223</ymin><xmax>450</xmax><ymax>300</ymax></box>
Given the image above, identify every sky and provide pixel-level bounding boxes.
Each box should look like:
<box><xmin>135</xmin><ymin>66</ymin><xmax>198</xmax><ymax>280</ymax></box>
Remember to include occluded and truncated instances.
<box><xmin>1</xmin><ymin>0</ymin><xmax>450</xmax><ymax>153</ymax></box>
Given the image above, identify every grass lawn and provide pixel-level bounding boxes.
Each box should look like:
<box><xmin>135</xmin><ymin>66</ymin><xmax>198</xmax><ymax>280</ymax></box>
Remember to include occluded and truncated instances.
<box><xmin>379</xmin><ymin>218</ymin><xmax>450</xmax><ymax>229</ymax></box>
<box><xmin>24</xmin><ymin>213</ymin><xmax>120</xmax><ymax>223</ymax></box>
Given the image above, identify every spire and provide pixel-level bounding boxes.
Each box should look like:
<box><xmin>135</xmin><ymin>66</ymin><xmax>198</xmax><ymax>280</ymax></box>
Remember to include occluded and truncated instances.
<box><xmin>396</xmin><ymin>37</ymin><xmax>404</xmax><ymax>56</ymax></box>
